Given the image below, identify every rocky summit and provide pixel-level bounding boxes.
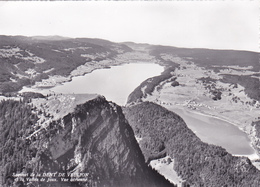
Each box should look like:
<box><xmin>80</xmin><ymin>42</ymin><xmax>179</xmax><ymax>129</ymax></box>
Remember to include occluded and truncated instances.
<box><xmin>0</xmin><ymin>94</ymin><xmax>173</xmax><ymax>187</ymax></box>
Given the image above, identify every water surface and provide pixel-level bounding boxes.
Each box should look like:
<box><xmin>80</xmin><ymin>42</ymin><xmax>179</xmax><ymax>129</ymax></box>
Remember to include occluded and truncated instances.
<box><xmin>170</xmin><ymin>107</ymin><xmax>255</xmax><ymax>156</ymax></box>
<box><xmin>50</xmin><ymin>63</ymin><xmax>164</xmax><ymax>105</ymax></box>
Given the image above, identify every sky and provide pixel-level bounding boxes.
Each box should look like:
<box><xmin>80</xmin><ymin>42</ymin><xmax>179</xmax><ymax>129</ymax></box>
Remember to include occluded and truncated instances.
<box><xmin>0</xmin><ymin>1</ymin><xmax>259</xmax><ymax>52</ymax></box>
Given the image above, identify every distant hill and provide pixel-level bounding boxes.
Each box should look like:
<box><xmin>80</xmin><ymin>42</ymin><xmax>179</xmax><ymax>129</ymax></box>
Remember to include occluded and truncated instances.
<box><xmin>149</xmin><ymin>45</ymin><xmax>260</xmax><ymax>72</ymax></box>
<box><xmin>32</xmin><ymin>35</ymin><xmax>71</xmax><ymax>41</ymax></box>
<box><xmin>0</xmin><ymin>35</ymin><xmax>132</xmax><ymax>93</ymax></box>
<box><xmin>0</xmin><ymin>35</ymin><xmax>258</xmax><ymax>97</ymax></box>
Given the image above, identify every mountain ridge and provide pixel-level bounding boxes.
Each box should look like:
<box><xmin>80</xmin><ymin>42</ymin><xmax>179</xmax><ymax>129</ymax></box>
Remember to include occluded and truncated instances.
<box><xmin>0</xmin><ymin>94</ymin><xmax>174</xmax><ymax>187</ymax></box>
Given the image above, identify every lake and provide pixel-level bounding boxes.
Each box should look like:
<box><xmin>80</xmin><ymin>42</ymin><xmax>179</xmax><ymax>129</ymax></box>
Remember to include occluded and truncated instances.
<box><xmin>169</xmin><ymin>107</ymin><xmax>256</xmax><ymax>157</ymax></box>
<box><xmin>26</xmin><ymin>63</ymin><xmax>164</xmax><ymax>106</ymax></box>
<box><xmin>20</xmin><ymin>62</ymin><xmax>256</xmax><ymax>158</ymax></box>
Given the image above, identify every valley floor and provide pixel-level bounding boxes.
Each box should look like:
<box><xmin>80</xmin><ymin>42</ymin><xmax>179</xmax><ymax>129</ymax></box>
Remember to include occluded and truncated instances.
<box><xmin>140</xmin><ymin>54</ymin><xmax>260</xmax><ymax>169</ymax></box>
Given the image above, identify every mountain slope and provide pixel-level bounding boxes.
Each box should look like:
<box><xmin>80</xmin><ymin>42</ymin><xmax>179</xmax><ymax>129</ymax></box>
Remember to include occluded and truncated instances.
<box><xmin>0</xmin><ymin>95</ymin><xmax>173</xmax><ymax>187</ymax></box>
<box><xmin>0</xmin><ymin>35</ymin><xmax>132</xmax><ymax>93</ymax></box>
<box><xmin>124</xmin><ymin>102</ymin><xmax>260</xmax><ymax>186</ymax></box>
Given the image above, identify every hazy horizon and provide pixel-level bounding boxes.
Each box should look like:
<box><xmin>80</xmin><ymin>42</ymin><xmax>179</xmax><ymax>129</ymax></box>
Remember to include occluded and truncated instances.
<box><xmin>2</xmin><ymin>34</ymin><xmax>258</xmax><ymax>53</ymax></box>
<box><xmin>0</xmin><ymin>1</ymin><xmax>258</xmax><ymax>52</ymax></box>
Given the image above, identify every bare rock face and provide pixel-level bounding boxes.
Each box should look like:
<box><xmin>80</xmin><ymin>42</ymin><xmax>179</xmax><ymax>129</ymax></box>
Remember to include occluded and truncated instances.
<box><xmin>23</xmin><ymin>96</ymin><xmax>173</xmax><ymax>187</ymax></box>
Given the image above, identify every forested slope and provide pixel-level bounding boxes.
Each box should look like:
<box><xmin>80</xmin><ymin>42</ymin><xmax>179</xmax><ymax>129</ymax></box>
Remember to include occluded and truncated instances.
<box><xmin>0</xmin><ymin>99</ymin><xmax>39</xmax><ymax>185</ymax></box>
<box><xmin>0</xmin><ymin>35</ymin><xmax>132</xmax><ymax>93</ymax></box>
<box><xmin>0</xmin><ymin>96</ymin><xmax>174</xmax><ymax>187</ymax></box>
<box><xmin>124</xmin><ymin>102</ymin><xmax>260</xmax><ymax>186</ymax></box>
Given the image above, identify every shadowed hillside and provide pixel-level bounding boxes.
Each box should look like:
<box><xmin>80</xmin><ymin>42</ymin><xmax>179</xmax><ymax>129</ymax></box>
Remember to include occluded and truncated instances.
<box><xmin>124</xmin><ymin>102</ymin><xmax>260</xmax><ymax>186</ymax></box>
<box><xmin>0</xmin><ymin>95</ymin><xmax>174</xmax><ymax>187</ymax></box>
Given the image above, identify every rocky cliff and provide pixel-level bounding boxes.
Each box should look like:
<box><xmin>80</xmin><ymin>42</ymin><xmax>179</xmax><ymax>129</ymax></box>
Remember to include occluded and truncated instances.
<box><xmin>0</xmin><ymin>95</ymin><xmax>173</xmax><ymax>187</ymax></box>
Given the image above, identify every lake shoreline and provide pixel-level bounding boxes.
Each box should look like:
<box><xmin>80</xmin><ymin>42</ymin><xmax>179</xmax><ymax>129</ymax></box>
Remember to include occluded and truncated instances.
<box><xmin>21</xmin><ymin>60</ymin><xmax>164</xmax><ymax>94</ymax></box>
<box><xmin>21</xmin><ymin>62</ymin><xmax>164</xmax><ymax>106</ymax></box>
<box><xmin>21</xmin><ymin>61</ymin><xmax>126</xmax><ymax>92</ymax></box>
<box><xmin>189</xmin><ymin>109</ymin><xmax>260</xmax><ymax>160</ymax></box>
<box><xmin>161</xmin><ymin>103</ymin><xmax>260</xmax><ymax>160</ymax></box>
